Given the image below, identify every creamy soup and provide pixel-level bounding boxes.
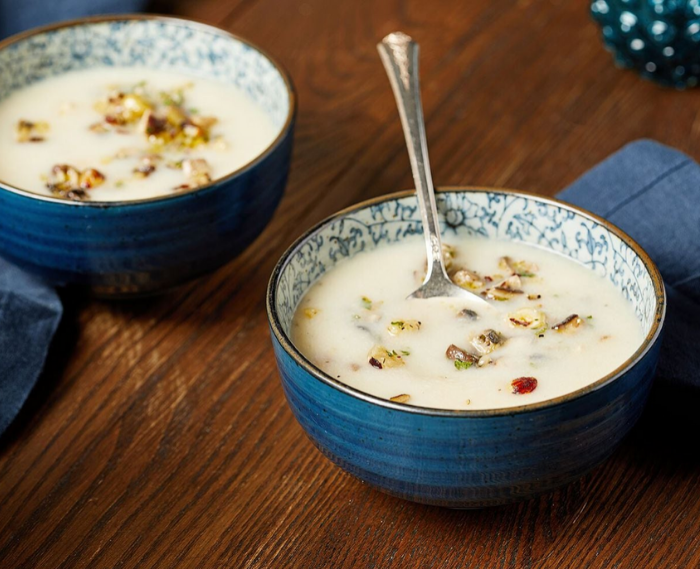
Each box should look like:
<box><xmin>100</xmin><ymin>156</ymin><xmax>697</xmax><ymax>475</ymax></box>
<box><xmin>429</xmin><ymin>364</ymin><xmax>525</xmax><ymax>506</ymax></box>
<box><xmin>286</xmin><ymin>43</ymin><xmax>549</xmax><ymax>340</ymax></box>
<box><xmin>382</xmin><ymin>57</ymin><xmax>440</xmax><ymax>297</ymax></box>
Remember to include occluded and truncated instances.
<box><xmin>0</xmin><ymin>67</ymin><xmax>279</xmax><ymax>201</ymax></box>
<box><xmin>291</xmin><ymin>237</ymin><xmax>644</xmax><ymax>410</ymax></box>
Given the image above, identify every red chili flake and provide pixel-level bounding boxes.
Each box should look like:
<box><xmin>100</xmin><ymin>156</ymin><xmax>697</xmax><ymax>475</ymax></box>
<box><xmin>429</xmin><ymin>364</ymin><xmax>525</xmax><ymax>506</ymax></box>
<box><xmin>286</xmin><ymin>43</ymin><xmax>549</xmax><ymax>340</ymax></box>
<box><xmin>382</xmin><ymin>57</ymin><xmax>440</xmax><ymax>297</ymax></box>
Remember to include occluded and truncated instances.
<box><xmin>369</xmin><ymin>357</ymin><xmax>383</xmax><ymax>370</ymax></box>
<box><xmin>511</xmin><ymin>377</ymin><xmax>538</xmax><ymax>394</ymax></box>
<box><xmin>484</xmin><ymin>276</ymin><xmax>493</xmax><ymax>282</ymax></box>
<box><xmin>509</xmin><ymin>318</ymin><xmax>530</xmax><ymax>327</ymax></box>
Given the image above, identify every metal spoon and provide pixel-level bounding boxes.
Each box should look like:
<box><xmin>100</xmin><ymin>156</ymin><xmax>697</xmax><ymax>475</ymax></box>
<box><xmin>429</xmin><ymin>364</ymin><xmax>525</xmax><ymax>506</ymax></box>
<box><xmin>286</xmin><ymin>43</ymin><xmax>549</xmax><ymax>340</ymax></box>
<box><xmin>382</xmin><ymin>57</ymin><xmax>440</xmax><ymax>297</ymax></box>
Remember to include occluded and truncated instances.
<box><xmin>377</xmin><ymin>32</ymin><xmax>490</xmax><ymax>306</ymax></box>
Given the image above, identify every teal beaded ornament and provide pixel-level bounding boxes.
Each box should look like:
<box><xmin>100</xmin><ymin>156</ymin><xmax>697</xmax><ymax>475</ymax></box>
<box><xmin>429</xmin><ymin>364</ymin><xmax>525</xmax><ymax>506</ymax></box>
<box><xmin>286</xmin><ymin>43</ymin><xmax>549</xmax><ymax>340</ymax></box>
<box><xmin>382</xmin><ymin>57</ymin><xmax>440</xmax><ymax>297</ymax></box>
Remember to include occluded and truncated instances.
<box><xmin>591</xmin><ymin>0</ymin><xmax>700</xmax><ymax>88</ymax></box>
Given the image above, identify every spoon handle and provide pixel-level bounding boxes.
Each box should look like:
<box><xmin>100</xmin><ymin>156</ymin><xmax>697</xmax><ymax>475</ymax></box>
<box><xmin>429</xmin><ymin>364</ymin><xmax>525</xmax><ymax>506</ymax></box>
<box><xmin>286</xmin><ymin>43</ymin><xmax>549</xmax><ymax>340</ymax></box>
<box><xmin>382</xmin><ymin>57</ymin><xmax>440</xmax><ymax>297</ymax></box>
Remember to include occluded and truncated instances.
<box><xmin>377</xmin><ymin>32</ymin><xmax>448</xmax><ymax>282</ymax></box>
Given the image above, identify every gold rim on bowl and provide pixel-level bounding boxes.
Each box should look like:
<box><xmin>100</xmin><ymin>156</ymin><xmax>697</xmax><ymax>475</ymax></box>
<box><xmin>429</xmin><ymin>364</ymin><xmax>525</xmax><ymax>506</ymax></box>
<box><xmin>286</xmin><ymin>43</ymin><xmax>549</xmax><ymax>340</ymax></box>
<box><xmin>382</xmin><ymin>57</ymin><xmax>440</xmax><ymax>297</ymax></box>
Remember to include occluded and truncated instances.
<box><xmin>266</xmin><ymin>187</ymin><xmax>667</xmax><ymax>418</ymax></box>
<box><xmin>0</xmin><ymin>14</ymin><xmax>297</xmax><ymax>207</ymax></box>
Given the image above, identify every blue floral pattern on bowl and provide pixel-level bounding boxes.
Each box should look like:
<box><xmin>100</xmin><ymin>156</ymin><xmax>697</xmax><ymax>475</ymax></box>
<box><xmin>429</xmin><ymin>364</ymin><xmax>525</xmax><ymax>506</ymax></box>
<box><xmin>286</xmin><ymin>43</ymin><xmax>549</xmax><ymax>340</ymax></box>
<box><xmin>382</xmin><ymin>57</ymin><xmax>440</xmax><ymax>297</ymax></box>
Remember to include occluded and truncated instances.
<box><xmin>275</xmin><ymin>189</ymin><xmax>657</xmax><ymax>338</ymax></box>
<box><xmin>0</xmin><ymin>18</ymin><xmax>290</xmax><ymax>127</ymax></box>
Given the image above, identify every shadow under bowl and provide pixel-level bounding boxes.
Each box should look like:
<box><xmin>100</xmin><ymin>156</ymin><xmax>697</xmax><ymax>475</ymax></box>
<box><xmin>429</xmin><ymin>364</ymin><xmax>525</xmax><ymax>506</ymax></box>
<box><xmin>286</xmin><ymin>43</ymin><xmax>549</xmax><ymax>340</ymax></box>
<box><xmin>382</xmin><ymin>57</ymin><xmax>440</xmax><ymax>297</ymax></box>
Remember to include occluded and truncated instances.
<box><xmin>0</xmin><ymin>15</ymin><xmax>295</xmax><ymax>297</ymax></box>
<box><xmin>267</xmin><ymin>187</ymin><xmax>666</xmax><ymax>508</ymax></box>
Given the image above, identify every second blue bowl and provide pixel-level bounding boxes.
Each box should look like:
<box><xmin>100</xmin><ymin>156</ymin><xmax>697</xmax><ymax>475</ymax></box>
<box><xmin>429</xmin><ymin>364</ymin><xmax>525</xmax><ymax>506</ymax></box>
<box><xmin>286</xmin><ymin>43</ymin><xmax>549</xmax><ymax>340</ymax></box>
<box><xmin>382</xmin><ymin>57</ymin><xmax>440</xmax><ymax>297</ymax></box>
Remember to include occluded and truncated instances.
<box><xmin>0</xmin><ymin>15</ymin><xmax>295</xmax><ymax>296</ymax></box>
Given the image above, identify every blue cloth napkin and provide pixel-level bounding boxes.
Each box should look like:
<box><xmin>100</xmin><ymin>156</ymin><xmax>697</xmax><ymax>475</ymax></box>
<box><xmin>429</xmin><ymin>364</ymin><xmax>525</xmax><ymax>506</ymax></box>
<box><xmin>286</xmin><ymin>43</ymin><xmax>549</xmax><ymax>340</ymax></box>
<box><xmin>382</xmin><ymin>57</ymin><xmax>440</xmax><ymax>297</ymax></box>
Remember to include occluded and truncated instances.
<box><xmin>0</xmin><ymin>258</ymin><xmax>62</xmax><ymax>434</ymax></box>
<box><xmin>0</xmin><ymin>0</ymin><xmax>148</xmax><ymax>39</ymax></box>
<box><xmin>559</xmin><ymin>139</ymin><xmax>700</xmax><ymax>413</ymax></box>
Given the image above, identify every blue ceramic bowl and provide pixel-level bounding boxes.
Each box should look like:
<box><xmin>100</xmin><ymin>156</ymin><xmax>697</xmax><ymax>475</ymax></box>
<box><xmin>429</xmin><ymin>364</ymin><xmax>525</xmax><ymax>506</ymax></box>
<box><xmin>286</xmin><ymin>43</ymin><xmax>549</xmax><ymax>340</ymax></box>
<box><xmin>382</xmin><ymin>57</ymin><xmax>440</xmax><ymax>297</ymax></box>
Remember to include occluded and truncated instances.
<box><xmin>0</xmin><ymin>15</ymin><xmax>295</xmax><ymax>297</ymax></box>
<box><xmin>267</xmin><ymin>188</ymin><xmax>666</xmax><ymax>508</ymax></box>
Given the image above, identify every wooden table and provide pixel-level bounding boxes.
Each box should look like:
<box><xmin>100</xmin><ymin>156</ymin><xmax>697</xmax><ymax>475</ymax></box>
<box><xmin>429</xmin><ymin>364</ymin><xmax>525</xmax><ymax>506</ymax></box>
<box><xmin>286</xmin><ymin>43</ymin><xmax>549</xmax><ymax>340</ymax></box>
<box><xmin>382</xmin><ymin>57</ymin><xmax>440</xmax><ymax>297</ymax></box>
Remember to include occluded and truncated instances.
<box><xmin>1</xmin><ymin>1</ymin><xmax>699</xmax><ymax>567</ymax></box>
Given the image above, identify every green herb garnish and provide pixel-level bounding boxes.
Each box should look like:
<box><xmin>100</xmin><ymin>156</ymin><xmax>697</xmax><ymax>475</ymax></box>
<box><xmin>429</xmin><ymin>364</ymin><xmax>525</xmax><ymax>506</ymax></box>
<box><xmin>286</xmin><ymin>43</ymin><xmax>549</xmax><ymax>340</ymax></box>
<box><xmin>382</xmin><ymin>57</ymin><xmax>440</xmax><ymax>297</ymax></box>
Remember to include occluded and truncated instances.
<box><xmin>361</xmin><ymin>296</ymin><xmax>372</xmax><ymax>309</ymax></box>
<box><xmin>160</xmin><ymin>89</ymin><xmax>184</xmax><ymax>107</ymax></box>
<box><xmin>454</xmin><ymin>360</ymin><xmax>473</xmax><ymax>371</ymax></box>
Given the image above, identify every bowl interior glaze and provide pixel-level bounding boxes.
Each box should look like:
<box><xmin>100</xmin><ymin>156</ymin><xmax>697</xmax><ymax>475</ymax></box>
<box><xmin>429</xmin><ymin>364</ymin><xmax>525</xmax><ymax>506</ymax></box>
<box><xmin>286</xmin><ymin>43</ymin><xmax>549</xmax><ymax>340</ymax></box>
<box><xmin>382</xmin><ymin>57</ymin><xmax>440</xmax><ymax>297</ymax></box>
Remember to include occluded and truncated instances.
<box><xmin>271</xmin><ymin>188</ymin><xmax>664</xmax><ymax>415</ymax></box>
<box><xmin>0</xmin><ymin>15</ymin><xmax>292</xmax><ymax>202</ymax></box>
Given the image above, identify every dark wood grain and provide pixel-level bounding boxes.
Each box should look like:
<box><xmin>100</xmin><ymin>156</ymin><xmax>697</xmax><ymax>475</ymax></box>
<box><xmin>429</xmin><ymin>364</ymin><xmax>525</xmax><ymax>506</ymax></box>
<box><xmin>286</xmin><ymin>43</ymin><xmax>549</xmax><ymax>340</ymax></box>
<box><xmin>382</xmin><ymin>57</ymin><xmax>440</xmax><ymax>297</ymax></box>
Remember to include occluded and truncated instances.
<box><xmin>1</xmin><ymin>0</ymin><xmax>699</xmax><ymax>567</ymax></box>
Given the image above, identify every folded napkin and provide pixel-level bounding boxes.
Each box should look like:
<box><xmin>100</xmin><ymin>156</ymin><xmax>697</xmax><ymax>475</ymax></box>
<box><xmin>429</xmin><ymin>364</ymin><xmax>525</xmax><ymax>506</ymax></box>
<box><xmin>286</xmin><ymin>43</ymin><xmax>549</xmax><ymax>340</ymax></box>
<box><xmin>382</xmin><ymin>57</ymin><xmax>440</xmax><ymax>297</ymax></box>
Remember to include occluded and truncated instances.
<box><xmin>559</xmin><ymin>139</ymin><xmax>699</xmax><ymax>420</ymax></box>
<box><xmin>0</xmin><ymin>0</ymin><xmax>148</xmax><ymax>39</ymax></box>
<box><xmin>0</xmin><ymin>258</ymin><xmax>62</xmax><ymax>434</ymax></box>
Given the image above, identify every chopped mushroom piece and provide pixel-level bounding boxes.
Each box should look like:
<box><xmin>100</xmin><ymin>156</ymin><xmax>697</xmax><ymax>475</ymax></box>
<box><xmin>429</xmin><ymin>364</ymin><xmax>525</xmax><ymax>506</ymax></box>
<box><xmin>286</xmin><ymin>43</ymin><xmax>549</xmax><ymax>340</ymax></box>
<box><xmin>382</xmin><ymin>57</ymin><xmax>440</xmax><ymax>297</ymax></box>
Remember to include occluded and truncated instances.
<box><xmin>457</xmin><ymin>308</ymin><xmax>479</xmax><ymax>320</ymax></box>
<box><xmin>387</xmin><ymin>319</ymin><xmax>421</xmax><ymax>335</ymax></box>
<box><xmin>470</xmin><ymin>329</ymin><xmax>505</xmax><ymax>354</ymax></box>
<box><xmin>499</xmin><ymin>256</ymin><xmax>538</xmax><ymax>277</ymax></box>
<box><xmin>97</xmin><ymin>91</ymin><xmax>153</xmax><ymax>126</ymax></box>
<box><xmin>481</xmin><ymin>286</ymin><xmax>523</xmax><ymax>301</ymax></box>
<box><xmin>390</xmin><ymin>394</ymin><xmax>411</xmax><ymax>403</ymax></box>
<box><xmin>16</xmin><ymin>120</ymin><xmax>49</xmax><ymax>142</ymax></box>
<box><xmin>452</xmin><ymin>268</ymin><xmax>485</xmax><ymax>290</ymax></box>
<box><xmin>508</xmin><ymin>308</ymin><xmax>547</xmax><ymax>330</ymax></box>
<box><xmin>180</xmin><ymin>121</ymin><xmax>209</xmax><ymax>148</ymax></box>
<box><xmin>133</xmin><ymin>155</ymin><xmax>160</xmax><ymax>178</ymax></box>
<box><xmin>445</xmin><ymin>344</ymin><xmax>479</xmax><ymax>364</ymax></box>
<box><xmin>139</xmin><ymin>110</ymin><xmax>172</xmax><ymax>145</ymax></box>
<box><xmin>79</xmin><ymin>168</ymin><xmax>106</xmax><ymax>190</ymax></box>
<box><xmin>46</xmin><ymin>164</ymin><xmax>105</xmax><ymax>199</ymax></box>
<box><xmin>182</xmin><ymin>158</ymin><xmax>212</xmax><ymax>187</ymax></box>
<box><xmin>47</xmin><ymin>164</ymin><xmax>80</xmax><ymax>192</ymax></box>
<box><xmin>552</xmin><ymin>314</ymin><xmax>584</xmax><ymax>333</ymax></box>
<box><xmin>498</xmin><ymin>274</ymin><xmax>522</xmax><ymax>291</ymax></box>
<box><xmin>368</xmin><ymin>345</ymin><xmax>406</xmax><ymax>369</ymax></box>
<box><xmin>165</xmin><ymin>104</ymin><xmax>188</xmax><ymax>126</ymax></box>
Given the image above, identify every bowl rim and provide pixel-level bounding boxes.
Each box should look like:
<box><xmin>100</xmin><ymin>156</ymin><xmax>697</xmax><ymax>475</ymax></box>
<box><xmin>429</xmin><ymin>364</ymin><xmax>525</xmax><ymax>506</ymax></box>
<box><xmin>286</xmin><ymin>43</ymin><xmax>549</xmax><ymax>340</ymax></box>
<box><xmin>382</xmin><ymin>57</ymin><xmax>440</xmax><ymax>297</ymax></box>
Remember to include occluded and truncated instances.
<box><xmin>266</xmin><ymin>186</ymin><xmax>667</xmax><ymax>418</ymax></box>
<box><xmin>0</xmin><ymin>13</ymin><xmax>297</xmax><ymax>207</ymax></box>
